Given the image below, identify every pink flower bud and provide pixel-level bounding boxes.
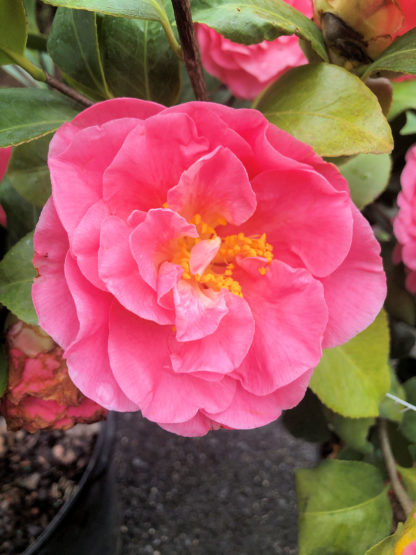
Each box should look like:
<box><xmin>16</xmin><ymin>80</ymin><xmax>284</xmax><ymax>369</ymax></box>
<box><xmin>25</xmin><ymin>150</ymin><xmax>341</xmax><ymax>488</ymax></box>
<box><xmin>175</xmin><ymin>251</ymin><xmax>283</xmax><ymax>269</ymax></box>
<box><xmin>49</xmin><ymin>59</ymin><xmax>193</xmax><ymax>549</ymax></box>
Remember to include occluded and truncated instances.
<box><xmin>313</xmin><ymin>0</ymin><xmax>412</xmax><ymax>63</ymax></box>
<box><xmin>0</xmin><ymin>321</ymin><xmax>107</xmax><ymax>432</ymax></box>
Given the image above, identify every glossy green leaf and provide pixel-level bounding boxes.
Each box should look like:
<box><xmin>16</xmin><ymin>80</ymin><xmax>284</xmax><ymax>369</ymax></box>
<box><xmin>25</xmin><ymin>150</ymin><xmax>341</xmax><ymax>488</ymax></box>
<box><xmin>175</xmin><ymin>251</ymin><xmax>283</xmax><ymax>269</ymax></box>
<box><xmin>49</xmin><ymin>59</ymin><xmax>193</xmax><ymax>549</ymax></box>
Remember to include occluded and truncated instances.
<box><xmin>361</xmin><ymin>29</ymin><xmax>416</xmax><ymax>81</ymax></box>
<box><xmin>0</xmin><ymin>232</ymin><xmax>37</xmax><ymax>325</ymax></box>
<box><xmin>326</xmin><ymin>411</ymin><xmax>375</xmax><ymax>454</ymax></box>
<box><xmin>310</xmin><ymin>310</ymin><xmax>390</xmax><ymax>418</ymax></box>
<box><xmin>389</xmin><ymin>80</ymin><xmax>416</xmax><ymax>120</ymax></box>
<box><xmin>0</xmin><ymin>345</ymin><xmax>8</xmax><ymax>398</ymax></box>
<box><xmin>400</xmin><ymin>378</ymin><xmax>416</xmax><ymax>444</ymax></box>
<box><xmin>337</xmin><ymin>153</ymin><xmax>391</xmax><ymax>210</ymax></box>
<box><xmin>48</xmin><ymin>8</ymin><xmax>111</xmax><ymax>100</ymax></box>
<box><xmin>0</xmin><ymin>179</ymin><xmax>41</xmax><ymax>248</ymax></box>
<box><xmin>192</xmin><ymin>0</ymin><xmax>327</xmax><ymax>61</ymax></box>
<box><xmin>254</xmin><ymin>63</ymin><xmax>393</xmax><ymax>157</ymax></box>
<box><xmin>7</xmin><ymin>136</ymin><xmax>51</xmax><ymax>208</ymax></box>
<box><xmin>398</xmin><ymin>466</ymin><xmax>416</xmax><ymax>501</ymax></box>
<box><xmin>366</xmin><ymin>507</ymin><xmax>416</xmax><ymax>554</ymax></box>
<box><xmin>297</xmin><ymin>460</ymin><xmax>393</xmax><ymax>555</ymax></box>
<box><xmin>98</xmin><ymin>12</ymin><xmax>180</xmax><ymax>105</ymax></box>
<box><xmin>0</xmin><ymin>89</ymin><xmax>80</xmax><ymax>147</ymax></box>
<box><xmin>0</xmin><ymin>0</ymin><xmax>27</xmax><ymax>65</ymax></box>
<box><xmin>401</xmin><ymin>111</ymin><xmax>416</xmax><ymax>136</ymax></box>
<box><xmin>43</xmin><ymin>0</ymin><xmax>180</xmax><ymax>55</ymax></box>
<box><xmin>379</xmin><ymin>366</ymin><xmax>406</xmax><ymax>423</ymax></box>
<box><xmin>23</xmin><ymin>0</ymin><xmax>38</xmax><ymax>34</ymax></box>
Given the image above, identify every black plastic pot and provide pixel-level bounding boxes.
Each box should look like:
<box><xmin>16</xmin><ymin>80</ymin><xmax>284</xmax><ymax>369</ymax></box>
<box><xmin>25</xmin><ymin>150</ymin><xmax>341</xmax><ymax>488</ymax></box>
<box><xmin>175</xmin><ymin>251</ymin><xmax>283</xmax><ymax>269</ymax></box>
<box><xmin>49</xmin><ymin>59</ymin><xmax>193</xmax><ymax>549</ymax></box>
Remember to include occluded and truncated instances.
<box><xmin>24</xmin><ymin>412</ymin><xmax>119</xmax><ymax>555</ymax></box>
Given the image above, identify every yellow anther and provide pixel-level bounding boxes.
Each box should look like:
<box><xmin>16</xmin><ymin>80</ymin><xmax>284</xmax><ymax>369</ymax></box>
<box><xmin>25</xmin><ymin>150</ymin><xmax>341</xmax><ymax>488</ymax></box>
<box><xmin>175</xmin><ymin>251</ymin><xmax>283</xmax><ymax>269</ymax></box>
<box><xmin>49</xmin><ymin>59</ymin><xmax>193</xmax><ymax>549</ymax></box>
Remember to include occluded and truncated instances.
<box><xmin>258</xmin><ymin>266</ymin><xmax>267</xmax><ymax>276</ymax></box>
<box><xmin>162</xmin><ymin>201</ymin><xmax>169</xmax><ymax>208</ymax></box>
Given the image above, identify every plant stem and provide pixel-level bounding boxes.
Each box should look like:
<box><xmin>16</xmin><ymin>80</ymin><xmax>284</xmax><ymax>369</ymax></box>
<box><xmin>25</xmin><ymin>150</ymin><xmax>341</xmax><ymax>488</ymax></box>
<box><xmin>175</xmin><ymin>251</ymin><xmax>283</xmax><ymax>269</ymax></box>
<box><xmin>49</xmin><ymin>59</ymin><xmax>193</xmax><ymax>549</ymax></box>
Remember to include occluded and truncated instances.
<box><xmin>378</xmin><ymin>419</ymin><xmax>413</xmax><ymax>516</ymax></box>
<box><xmin>171</xmin><ymin>0</ymin><xmax>209</xmax><ymax>101</ymax></box>
<box><xmin>5</xmin><ymin>50</ymin><xmax>93</xmax><ymax>107</ymax></box>
<box><xmin>44</xmin><ymin>74</ymin><xmax>94</xmax><ymax>107</ymax></box>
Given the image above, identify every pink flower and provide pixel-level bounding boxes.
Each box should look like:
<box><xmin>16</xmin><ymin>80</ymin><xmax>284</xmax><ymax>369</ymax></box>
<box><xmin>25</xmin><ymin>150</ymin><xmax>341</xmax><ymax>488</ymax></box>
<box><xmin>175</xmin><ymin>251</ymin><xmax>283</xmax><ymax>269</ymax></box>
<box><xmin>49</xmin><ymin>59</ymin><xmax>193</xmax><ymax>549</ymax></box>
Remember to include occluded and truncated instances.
<box><xmin>196</xmin><ymin>0</ymin><xmax>313</xmax><ymax>100</ymax></box>
<box><xmin>32</xmin><ymin>99</ymin><xmax>386</xmax><ymax>436</ymax></box>
<box><xmin>0</xmin><ymin>320</ymin><xmax>107</xmax><ymax>432</ymax></box>
<box><xmin>395</xmin><ymin>0</ymin><xmax>416</xmax><ymax>37</ymax></box>
<box><xmin>394</xmin><ymin>144</ymin><xmax>416</xmax><ymax>293</ymax></box>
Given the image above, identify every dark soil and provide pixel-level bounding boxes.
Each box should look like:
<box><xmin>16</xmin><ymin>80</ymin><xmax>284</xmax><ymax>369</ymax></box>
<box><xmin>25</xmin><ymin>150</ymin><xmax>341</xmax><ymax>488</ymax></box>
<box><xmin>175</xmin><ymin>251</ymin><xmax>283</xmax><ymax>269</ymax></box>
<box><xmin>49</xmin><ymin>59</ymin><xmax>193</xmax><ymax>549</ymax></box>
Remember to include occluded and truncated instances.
<box><xmin>114</xmin><ymin>412</ymin><xmax>318</xmax><ymax>555</ymax></box>
<box><xmin>0</xmin><ymin>418</ymin><xmax>99</xmax><ymax>554</ymax></box>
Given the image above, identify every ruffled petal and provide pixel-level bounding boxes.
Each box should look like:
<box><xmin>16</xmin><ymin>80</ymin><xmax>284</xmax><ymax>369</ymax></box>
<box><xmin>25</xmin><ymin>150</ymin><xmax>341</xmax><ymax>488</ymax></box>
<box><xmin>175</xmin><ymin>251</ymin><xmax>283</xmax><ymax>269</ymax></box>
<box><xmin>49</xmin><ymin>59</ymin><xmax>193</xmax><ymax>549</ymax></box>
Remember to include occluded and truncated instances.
<box><xmin>103</xmin><ymin>112</ymin><xmax>210</xmax><ymax>218</ymax></box>
<box><xmin>108</xmin><ymin>302</ymin><xmax>236</xmax><ymax>422</ymax></box>
<box><xmin>321</xmin><ymin>207</ymin><xmax>386</xmax><ymax>348</ymax></box>
<box><xmin>234</xmin><ymin>168</ymin><xmax>353</xmax><ymax>277</ymax></box>
<box><xmin>168</xmin><ymin>146</ymin><xmax>256</xmax><ymax>226</ymax></box>
<box><xmin>32</xmin><ymin>199</ymin><xmax>78</xmax><ymax>350</ymax></box>
<box><xmin>233</xmin><ymin>258</ymin><xmax>327</xmax><ymax>395</ymax></box>
<box><xmin>98</xmin><ymin>215</ymin><xmax>173</xmax><ymax>324</ymax></box>
<box><xmin>169</xmin><ymin>292</ymin><xmax>254</xmax><ymax>375</ymax></box>
<box><xmin>130</xmin><ymin>208</ymin><xmax>197</xmax><ymax>290</ymax></box>
<box><xmin>173</xmin><ymin>280</ymin><xmax>228</xmax><ymax>342</ymax></box>
<box><xmin>50</xmin><ymin>118</ymin><xmax>140</xmax><ymax>239</ymax></box>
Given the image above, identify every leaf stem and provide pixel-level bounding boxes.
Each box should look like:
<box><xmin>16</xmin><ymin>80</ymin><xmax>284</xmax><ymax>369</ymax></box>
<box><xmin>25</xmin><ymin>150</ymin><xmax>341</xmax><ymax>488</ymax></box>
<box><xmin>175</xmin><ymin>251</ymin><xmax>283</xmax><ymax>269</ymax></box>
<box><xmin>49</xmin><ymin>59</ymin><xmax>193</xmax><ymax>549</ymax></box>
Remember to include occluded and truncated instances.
<box><xmin>160</xmin><ymin>15</ymin><xmax>182</xmax><ymax>59</ymax></box>
<box><xmin>171</xmin><ymin>0</ymin><xmax>208</xmax><ymax>101</ymax></box>
<box><xmin>378</xmin><ymin>419</ymin><xmax>413</xmax><ymax>516</ymax></box>
<box><xmin>44</xmin><ymin>74</ymin><xmax>94</xmax><ymax>107</ymax></box>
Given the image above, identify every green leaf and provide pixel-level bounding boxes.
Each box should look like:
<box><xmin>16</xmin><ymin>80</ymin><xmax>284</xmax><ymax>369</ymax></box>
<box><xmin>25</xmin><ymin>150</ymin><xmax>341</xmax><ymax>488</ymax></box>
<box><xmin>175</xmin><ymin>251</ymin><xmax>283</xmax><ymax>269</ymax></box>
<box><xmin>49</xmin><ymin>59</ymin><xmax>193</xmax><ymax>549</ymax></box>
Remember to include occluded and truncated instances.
<box><xmin>336</xmin><ymin>153</ymin><xmax>391</xmax><ymax>210</ymax></box>
<box><xmin>310</xmin><ymin>310</ymin><xmax>391</xmax><ymax>418</ymax></box>
<box><xmin>366</xmin><ymin>507</ymin><xmax>416</xmax><ymax>554</ymax></box>
<box><xmin>0</xmin><ymin>0</ymin><xmax>27</xmax><ymax>66</ymax></box>
<box><xmin>297</xmin><ymin>460</ymin><xmax>393</xmax><ymax>555</ymax></box>
<box><xmin>98</xmin><ymin>11</ymin><xmax>180</xmax><ymax>105</ymax></box>
<box><xmin>48</xmin><ymin>8</ymin><xmax>112</xmax><ymax>100</ymax></box>
<box><xmin>326</xmin><ymin>411</ymin><xmax>375</xmax><ymax>454</ymax></box>
<box><xmin>389</xmin><ymin>80</ymin><xmax>416</xmax><ymax>121</ymax></box>
<box><xmin>361</xmin><ymin>29</ymin><xmax>416</xmax><ymax>81</ymax></box>
<box><xmin>379</xmin><ymin>366</ymin><xmax>406</xmax><ymax>423</ymax></box>
<box><xmin>282</xmin><ymin>389</ymin><xmax>331</xmax><ymax>443</ymax></box>
<box><xmin>0</xmin><ymin>179</ymin><xmax>41</xmax><ymax>247</ymax></box>
<box><xmin>254</xmin><ymin>63</ymin><xmax>393</xmax><ymax>157</ymax></box>
<box><xmin>0</xmin><ymin>344</ymin><xmax>8</xmax><ymax>397</ymax></box>
<box><xmin>23</xmin><ymin>0</ymin><xmax>38</xmax><ymax>34</ymax></box>
<box><xmin>7</xmin><ymin>135</ymin><xmax>51</xmax><ymax>208</ymax></box>
<box><xmin>400</xmin><ymin>378</ymin><xmax>416</xmax><ymax>444</ymax></box>
<box><xmin>0</xmin><ymin>232</ymin><xmax>37</xmax><ymax>325</ymax></box>
<box><xmin>192</xmin><ymin>0</ymin><xmax>328</xmax><ymax>62</ymax></box>
<box><xmin>43</xmin><ymin>0</ymin><xmax>180</xmax><ymax>56</ymax></box>
<box><xmin>0</xmin><ymin>88</ymin><xmax>80</xmax><ymax>147</ymax></box>
<box><xmin>401</xmin><ymin>111</ymin><xmax>416</xmax><ymax>136</ymax></box>
<box><xmin>397</xmin><ymin>466</ymin><xmax>416</xmax><ymax>501</ymax></box>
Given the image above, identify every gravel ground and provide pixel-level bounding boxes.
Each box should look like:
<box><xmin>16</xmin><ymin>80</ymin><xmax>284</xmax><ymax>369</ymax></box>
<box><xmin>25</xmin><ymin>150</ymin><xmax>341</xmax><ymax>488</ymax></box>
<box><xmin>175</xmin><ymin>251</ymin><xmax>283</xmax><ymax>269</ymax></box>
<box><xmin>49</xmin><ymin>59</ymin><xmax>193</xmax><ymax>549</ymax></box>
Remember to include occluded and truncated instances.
<box><xmin>114</xmin><ymin>412</ymin><xmax>318</xmax><ymax>555</ymax></box>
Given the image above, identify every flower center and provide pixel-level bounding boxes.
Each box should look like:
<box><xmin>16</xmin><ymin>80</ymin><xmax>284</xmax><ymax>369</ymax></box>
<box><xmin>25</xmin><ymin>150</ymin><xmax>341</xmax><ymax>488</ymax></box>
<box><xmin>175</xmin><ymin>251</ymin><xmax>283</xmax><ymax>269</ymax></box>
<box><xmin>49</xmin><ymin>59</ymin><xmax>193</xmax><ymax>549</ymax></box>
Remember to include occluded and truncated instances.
<box><xmin>173</xmin><ymin>214</ymin><xmax>273</xmax><ymax>297</ymax></box>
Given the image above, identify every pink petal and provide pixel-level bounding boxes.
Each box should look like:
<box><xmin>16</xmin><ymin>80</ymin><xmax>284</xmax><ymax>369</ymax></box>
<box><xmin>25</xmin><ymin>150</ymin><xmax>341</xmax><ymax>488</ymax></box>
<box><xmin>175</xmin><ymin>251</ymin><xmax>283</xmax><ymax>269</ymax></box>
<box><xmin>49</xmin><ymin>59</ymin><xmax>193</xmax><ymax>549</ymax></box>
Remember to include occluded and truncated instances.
<box><xmin>233</xmin><ymin>258</ymin><xmax>328</xmax><ymax>395</ymax></box>
<box><xmin>169</xmin><ymin>292</ymin><xmax>254</xmax><ymax>375</ymax></box>
<box><xmin>130</xmin><ymin>208</ymin><xmax>197</xmax><ymax>290</ymax></box>
<box><xmin>108</xmin><ymin>302</ymin><xmax>236</xmax><ymax>421</ymax></box>
<box><xmin>321</xmin><ymin>207</ymin><xmax>386</xmax><ymax>348</ymax></box>
<box><xmin>32</xmin><ymin>199</ymin><xmax>78</xmax><ymax>349</ymax></box>
<box><xmin>173</xmin><ymin>280</ymin><xmax>228</xmax><ymax>342</ymax></box>
<box><xmin>49</xmin><ymin>118</ymin><xmax>140</xmax><ymax>239</ymax></box>
<box><xmin>206</xmin><ymin>370</ymin><xmax>313</xmax><ymax>430</ymax></box>
<box><xmin>168</xmin><ymin>146</ymin><xmax>256</xmax><ymax>226</ymax></box>
<box><xmin>98</xmin><ymin>215</ymin><xmax>173</xmax><ymax>324</ymax></box>
<box><xmin>103</xmin><ymin>112</ymin><xmax>210</xmax><ymax>218</ymax></box>
<box><xmin>65</xmin><ymin>328</ymin><xmax>138</xmax><ymax>411</ymax></box>
<box><xmin>49</xmin><ymin>98</ymin><xmax>164</xmax><ymax>158</ymax></box>
<box><xmin>235</xmin><ymin>168</ymin><xmax>353</xmax><ymax>278</ymax></box>
<box><xmin>71</xmin><ymin>200</ymin><xmax>109</xmax><ymax>289</ymax></box>
<box><xmin>189</xmin><ymin>237</ymin><xmax>221</xmax><ymax>275</ymax></box>
<box><xmin>159</xmin><ymin>412</ymin><xmax>216</xmax><ymax>436</ymax></box>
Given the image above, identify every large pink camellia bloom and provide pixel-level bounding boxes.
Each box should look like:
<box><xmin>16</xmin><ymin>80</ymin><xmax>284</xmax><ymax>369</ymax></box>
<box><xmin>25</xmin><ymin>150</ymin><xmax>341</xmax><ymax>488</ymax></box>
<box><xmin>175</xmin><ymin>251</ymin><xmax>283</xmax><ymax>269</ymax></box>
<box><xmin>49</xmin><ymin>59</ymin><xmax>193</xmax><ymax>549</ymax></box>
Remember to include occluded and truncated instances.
<box><xmin>32</xmin><ymin>99</ymin><xmax>386</xmax><ymax>436</ymax></box>
<box><xmin>394</xmin><ymin>144</ymin><xmax>416</xmax><ymax>293</ymax></box>
<box><xmin>0</xmin><ymin>147</ymin><xmax>11</xmax><ymax>227</ymax></box>
<box><xmin>196</xmin><ymin>0</ymin><xmax>313</xmax><ymax>99</ymax></box>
